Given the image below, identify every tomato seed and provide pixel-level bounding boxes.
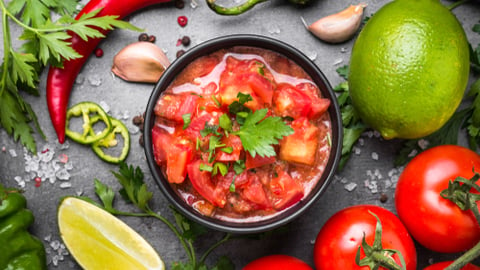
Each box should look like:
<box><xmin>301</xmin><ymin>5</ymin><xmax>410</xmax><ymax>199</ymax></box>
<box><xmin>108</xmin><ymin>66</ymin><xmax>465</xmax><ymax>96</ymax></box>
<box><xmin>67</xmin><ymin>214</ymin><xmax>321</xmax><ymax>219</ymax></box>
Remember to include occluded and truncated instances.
<box><xmin>177</xmin><ymin>16</ymin><xmax>188</xmax><ymax>27</ymax></box>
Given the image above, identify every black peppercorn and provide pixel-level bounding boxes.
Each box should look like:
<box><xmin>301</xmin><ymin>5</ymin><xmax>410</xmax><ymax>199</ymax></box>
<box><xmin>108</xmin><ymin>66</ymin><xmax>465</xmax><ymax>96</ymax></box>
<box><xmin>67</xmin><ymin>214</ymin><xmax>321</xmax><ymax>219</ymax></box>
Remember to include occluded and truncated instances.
<box><xmin>175</xmin><ymin>0</ymin><xmax>185</xmax><ymax>9</ymax></box>
<box><xmin>138</xmin><ymin>33</ymin><xmax>149</xmax><ymax>42</ymax></box>
<box><xmin>176</xmin><ymin>50</ymin><xmax>186</xmax><ymax>58</ymax></box>
<box><xmin>181</xmin><ymin>36</ymin><xmax>191</xmax><ymax>46</ymax></box>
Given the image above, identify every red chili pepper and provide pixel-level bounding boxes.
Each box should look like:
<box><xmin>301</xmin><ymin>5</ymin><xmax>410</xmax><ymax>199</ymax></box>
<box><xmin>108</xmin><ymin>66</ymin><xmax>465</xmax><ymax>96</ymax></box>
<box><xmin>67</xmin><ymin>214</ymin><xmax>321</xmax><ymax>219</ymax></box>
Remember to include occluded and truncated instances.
<box><xmin>46</xmin><ymin>0</ymin><xmax>171</xmax><ymax>144</ymax></box>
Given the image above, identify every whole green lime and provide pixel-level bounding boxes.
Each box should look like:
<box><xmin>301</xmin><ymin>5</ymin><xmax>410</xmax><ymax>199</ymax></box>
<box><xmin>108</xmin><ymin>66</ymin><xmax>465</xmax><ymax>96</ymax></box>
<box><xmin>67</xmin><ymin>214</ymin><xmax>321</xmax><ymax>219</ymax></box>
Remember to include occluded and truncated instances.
<box><xmin>348</xmin><ymin>0</ymin><xmax>470</xmax><ymax>139</ymax></box>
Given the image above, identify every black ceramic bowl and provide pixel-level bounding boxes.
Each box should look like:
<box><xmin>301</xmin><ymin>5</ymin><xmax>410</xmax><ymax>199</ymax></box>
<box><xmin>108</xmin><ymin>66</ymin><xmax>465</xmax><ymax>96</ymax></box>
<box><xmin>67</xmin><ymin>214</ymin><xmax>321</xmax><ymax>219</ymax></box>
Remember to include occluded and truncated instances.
<box><xmin>144</xmin><ymin>34</ymin><xmax>342</xmax><ymax>234</ymax></box>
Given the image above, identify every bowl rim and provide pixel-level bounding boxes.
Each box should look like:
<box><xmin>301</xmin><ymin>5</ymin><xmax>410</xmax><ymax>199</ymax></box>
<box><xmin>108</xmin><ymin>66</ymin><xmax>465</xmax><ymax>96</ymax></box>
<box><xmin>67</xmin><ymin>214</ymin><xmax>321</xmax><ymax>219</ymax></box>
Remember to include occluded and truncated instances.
<box><xmin>144</xmin><ymin>34</ymin><xmax>343</xmax><ymax>234</ymax></box>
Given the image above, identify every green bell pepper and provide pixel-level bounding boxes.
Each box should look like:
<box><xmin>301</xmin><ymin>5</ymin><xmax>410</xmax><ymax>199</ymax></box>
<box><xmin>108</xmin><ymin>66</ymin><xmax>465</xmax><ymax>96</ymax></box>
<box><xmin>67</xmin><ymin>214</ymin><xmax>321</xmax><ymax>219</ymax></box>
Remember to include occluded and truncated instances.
<box><xmin>0</xmin><ymin>188</ymin><xmax>47</xmax><ymax>270</ymax></box>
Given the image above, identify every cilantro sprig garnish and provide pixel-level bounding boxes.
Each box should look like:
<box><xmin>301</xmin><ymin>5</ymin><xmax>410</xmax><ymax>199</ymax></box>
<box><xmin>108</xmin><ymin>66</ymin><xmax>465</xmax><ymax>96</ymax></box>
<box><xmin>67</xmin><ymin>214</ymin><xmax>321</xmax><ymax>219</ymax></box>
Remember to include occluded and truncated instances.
<box><xmin>232</xmin><ymin>108</ymin><xmax>293</xmax><ymax>158</ymax></box>
<box><xmin>78</xmin><ymin>162</ymin><xmax>235</xmax><ymax>270</ymax></box>
<box><xmin>196</xmin><ymin>93</ymin><xmax>293</xmax><ymax>176</ymax></box>
<box><xmin>0</xmin><ymin>0</ymin><xmax>140</xmax><ymax>153</ymax></box>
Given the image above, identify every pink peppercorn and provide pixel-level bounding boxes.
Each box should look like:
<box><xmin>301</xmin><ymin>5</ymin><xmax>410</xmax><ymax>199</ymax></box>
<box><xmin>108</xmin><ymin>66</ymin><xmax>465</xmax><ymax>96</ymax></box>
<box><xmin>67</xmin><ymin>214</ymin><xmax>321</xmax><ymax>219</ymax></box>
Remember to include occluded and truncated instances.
<box><xmin>94</xmin><ymin>48</ymin><xmax>104</xmax><ymax>58</ymax></box>
<box><xmin>177</xmin><ymin>16</ymin><xmax>188</xmax><ymax>27</ymax></box>
<box><xmin>34</xmin><ymin>177</ymin><xmax>42</xmax><ymax>187</ymax></box>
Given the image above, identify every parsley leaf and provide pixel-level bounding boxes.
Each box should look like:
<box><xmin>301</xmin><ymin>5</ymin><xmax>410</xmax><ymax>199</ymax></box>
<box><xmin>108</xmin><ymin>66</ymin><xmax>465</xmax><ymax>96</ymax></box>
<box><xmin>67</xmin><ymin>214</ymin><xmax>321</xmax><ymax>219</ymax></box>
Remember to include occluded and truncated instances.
<box><xmin>233</xmin><ymin>108</ymin><xmax>293</xmax><ymax>157</ymax></box>
<box><xmin>82</xmin><ymin>163</ymin><xmax>235</xmax><ymax>270</ymax></box>
<box><xmin>0</xmin><ymin>0</ymin><xmax>141</xmax><ymax>153</ymax></box>
<box><xmin>331</xmin><ymin>66</ymin><xmax>368</xmax><ymax>170</ymax></box>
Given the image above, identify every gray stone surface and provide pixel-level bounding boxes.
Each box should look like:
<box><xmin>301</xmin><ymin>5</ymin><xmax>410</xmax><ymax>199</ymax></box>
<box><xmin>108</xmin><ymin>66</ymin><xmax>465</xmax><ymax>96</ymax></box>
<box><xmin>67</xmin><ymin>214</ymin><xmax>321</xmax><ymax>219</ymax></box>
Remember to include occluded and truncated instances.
<box><xmin>1</xmin><ymin>0</ymin><xmax>480</xmax><ymax>268</ymax></box>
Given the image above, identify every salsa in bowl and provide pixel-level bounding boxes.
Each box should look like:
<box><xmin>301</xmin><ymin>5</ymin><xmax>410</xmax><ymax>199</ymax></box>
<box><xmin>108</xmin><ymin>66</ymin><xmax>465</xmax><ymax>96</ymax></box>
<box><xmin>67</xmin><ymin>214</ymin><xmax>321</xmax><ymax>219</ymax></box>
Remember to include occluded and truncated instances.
<box><xmin>144</xmin><ymin>35</ymin><xmax>342</xmax><ymax>234</ymax></box>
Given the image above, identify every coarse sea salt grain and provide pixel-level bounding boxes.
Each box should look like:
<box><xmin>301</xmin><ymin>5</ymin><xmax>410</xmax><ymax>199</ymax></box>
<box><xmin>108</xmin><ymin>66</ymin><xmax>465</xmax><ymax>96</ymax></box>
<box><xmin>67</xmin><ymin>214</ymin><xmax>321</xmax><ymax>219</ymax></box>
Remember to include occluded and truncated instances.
<box><xmin>344</xmin><ymin>182</ymin><xmax>357</xmax><ymax>192</ymax></box>
<box><xmin>15</xmin><ymin>143</ymin><xmax>74</xmax><ymax>188</ymax></box>
<box><xmin>9</xmin><ymin>149</ymin><xmax>17</xmax><ymax>157</ymax></box>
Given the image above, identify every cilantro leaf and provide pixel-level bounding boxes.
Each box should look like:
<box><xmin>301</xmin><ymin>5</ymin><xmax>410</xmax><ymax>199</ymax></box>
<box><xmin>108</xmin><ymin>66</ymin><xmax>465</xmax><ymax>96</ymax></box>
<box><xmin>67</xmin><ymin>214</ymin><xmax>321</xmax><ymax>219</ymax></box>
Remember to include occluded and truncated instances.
<box><xmin>182</xmin><ymin>113</ymin><xmax>191</xmax><ymax>129</ymax></box>
<box><xmin>93</xmin><ymin>178</ymin><xmax>116</xmax><ymax>212</ymax></box>
<box><xmin>112</xmin><ymin>162</ymin><xmax>152</xmax><ymax>211</ymax></box>
<box><xmin>170</xmin><ymin>206</ymin><xmax>207</xmax><ymax>242</ymax></box>
<box><xmin>10</xmin><ymin>51</ymin><xmax>37</xmax><ymax>88</ymax></box>
<box><xmin>0</xmin><ymin>88</ymin><xmax>38</xmax><ymax>153</ymax></box>
<box><xmin>233</xmin><ymin>108</ymin><xmax>293</xmax><ymax>157</ymax></box>
<box><xmin>331</xmin><ymin>69</ymin><xmax>368</xmax><ymax>170</ymax></box>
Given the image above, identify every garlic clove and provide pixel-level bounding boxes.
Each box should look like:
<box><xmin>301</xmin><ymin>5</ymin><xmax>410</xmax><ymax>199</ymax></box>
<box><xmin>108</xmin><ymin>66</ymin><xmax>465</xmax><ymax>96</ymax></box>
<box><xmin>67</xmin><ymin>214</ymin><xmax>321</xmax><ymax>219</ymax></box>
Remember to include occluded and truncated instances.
<box><xmin>112</xmin><ymin>41</ymin><xmax>170</xmax><ymax>83</ymax></box>
<box><xmin>305</xmin><ymin>3</ymin><xmax>367</xmax><ymax>44</ymax></box>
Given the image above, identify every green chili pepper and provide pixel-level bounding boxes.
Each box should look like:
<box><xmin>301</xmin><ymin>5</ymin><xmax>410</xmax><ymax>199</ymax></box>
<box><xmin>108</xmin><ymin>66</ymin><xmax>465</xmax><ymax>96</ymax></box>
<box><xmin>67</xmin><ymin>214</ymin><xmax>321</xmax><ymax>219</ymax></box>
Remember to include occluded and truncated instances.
<box><xmin>65</xmin><ymin>101</ymin><xmax>112</xmax><ymax>144</ymax></box>
<box><xmin>92</xmin><ymin>117</ymin><xmax>131</xmax><ymax>164</ymax></box>
<box><xmin>0</xmin><ymin>187</ymin><xmax>47</xmax><ymax>270</ymax></box>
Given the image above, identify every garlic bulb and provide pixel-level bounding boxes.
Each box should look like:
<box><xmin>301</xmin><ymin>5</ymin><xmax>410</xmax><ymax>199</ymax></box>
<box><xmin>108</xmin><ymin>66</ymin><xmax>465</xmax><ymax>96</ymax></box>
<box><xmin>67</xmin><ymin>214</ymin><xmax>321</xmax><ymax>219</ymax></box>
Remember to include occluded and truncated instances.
<box><xmin>112</xmin><ymin>41</ymin><xmax>170</xmax><ymax>83</ymax></box>
<box><xmin>305</xmin><ymin>3</ymin><xmax>367</xmax><ymax>43</ymax></box>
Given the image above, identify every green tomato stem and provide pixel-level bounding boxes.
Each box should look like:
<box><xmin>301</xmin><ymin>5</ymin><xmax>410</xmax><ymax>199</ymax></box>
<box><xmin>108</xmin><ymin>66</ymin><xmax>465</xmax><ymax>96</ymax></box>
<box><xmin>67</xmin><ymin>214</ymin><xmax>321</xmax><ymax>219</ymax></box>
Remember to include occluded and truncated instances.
<box><xmin>206</xmin><ymin>0</ymin><xmax>268</xmax><ymax>15</ymax></box>
<box><xmin>445</xmin><ymin>241</ymin><xmax>480</xmax><ymax>270</ymax></box>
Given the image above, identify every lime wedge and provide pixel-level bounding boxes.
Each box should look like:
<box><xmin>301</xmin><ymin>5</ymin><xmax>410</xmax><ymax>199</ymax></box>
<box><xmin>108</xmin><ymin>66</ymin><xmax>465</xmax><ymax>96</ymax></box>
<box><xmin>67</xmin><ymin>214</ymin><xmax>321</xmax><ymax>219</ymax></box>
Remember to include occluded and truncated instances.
<box><xmin>58</xmin><ymin>197</ymin><xmax>165</xmax><ymax>270</ymax></box>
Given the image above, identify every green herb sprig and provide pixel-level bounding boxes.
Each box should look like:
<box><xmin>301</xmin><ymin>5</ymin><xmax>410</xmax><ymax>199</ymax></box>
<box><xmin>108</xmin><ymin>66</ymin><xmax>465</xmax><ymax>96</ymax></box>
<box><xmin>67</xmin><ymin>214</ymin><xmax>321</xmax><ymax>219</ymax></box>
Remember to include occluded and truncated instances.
<box><xmin>0</xmin><ymin>0</ymin><xmax>140</xmax><ymax>153</ymax></box>
<box><xmin>79</xmin><ymin>162</ymin><xmax>234</xmax><ymax>270</ymax></box>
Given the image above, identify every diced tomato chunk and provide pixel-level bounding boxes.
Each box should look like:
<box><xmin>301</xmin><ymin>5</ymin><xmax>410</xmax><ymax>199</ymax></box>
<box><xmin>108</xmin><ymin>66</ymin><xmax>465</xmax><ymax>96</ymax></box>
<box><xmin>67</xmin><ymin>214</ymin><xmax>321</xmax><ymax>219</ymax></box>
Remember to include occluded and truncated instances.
<box><xmin>242</xmin><ymin>73</ymin><xmax>274</xmax><ymax>105</ymax></box>
<box><xmin>166</xmin><ymin>143</ymin><xmax>193</xmax><ymax>184</ymax></box>
<box><xmin>219</xmin><ymin>83</ymin><xmax>261</xmax><ymax>111</ymax></box>
<box><xmin>296</xmin><ymin>83</ymin><xmax>330</xmax><ymax>119</ymax></box>
<box><xmin>152</xmin><ymin>126</ymin><xmax>194</xmax><ymax>184</ymax></box>
<box><xmin>215</xmin><ymin>134</ymin><xmax>243</xmax><ymax>162</ymax></box>
<box><xmin>241</xmin><ymin>173</ymin><xmax>271</xmax><ymax>210</ymax></box>
<box><xmin>245</xmin><ymin>152</ymin><xmax>276</xmax><ymax>170</ymax></box>
<box><xmin>269</xmin><ymin>170</ymin><xmax>304</xmax><ymax>210</ymax></box>
<box><xmin>273</xmin><ymin>84</ymin><xmax>312</xmax><ymax>119</ymax></box>
<box><xmin>187</xmin><ymin>160</ymin><xmax>227</xmax><ymax>207</ymax></box>
<box><xmin>184</xmin><ymin>110</ymin><xmax>221</xmax><ymax>140</ymax></box>
<box><xmin>279</xmin><ymin>117</ymin><xmax>319</xmax><ymax>166</ymax></box>
<box><xmin>154</xmin><ymin>93</ymin><xmax>198</xmax><ymax>123</ymax></box>
<box><xmin>151</xmin><ymin>125</ymin><xmax>173</xmax><ymax>164</ymax></box>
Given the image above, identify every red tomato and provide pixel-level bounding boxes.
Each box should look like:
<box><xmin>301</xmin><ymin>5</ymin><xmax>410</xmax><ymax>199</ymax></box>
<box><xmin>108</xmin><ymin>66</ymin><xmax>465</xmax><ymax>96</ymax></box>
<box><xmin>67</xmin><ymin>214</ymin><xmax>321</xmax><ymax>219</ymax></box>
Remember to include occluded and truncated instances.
<box><xmin>151</xmin><ymin>125</ymin><xmax>172</xmax><ymax>164</ymax></box>
<box><xmin>151</xmin><ymin>126</ymin><xmax>194</xmax><ymax>184</ymax></box>
<box><xmin>239</xmin><ymin>172</ymin><xmax>270</xmax><ymax>209</ymax></box>
<box><xmin>187</xmin><ymin>160</ymin><xmax>226</xmax><ymax>207</ymax></box>
<box><xmin>244</xmin><ymin>73</ymin><xmax>274</xmax><ymax>105</ymax></box>
<box><xmin>245</xmin><ymin>152</ymin><xmax>276</xmax><ymax>170</ymax></box>
<box><xmin>273</xmin><ymin>84</ymin><xmax>312</xmax><ymax>119</ymax></box>
<box><xmin>279</xmin><ymin>117</ymin><xmax>319</xmax><ymax>166</ymax></box>
<box><xmin>313</xmin><ymin>205</ymin><xmax>417</xmax><ymax>270</ymax></box>
<box><xmin>183</xmin><ymin>110</ymin><xmax>221</xmax><ymax>141</ymax></box>
<box><xmin>215</xmin><ymin>134</ymin><xmax>243</xmax><ymax>162</ymax></box>
<box><xmin>424</xmin><ymin>261</ymin><xmax>480</xmax><ymax>270</ymax></box>
<box><xmin>395</xmin><ymin>145</ymin><xmax>480</xmax><ymax>253</ymax></box>
<box><xmin>296</xmin><ymin>82</ymin><xmax>330</xmax><ymax>119</ymax></box>
<box><xmin>243</xmin><ymin>254</ymin><xmax>313</xmax><ymax>270</ymax></box>
<box><xmin>165</xmin><ymin>143</ymin><xmax>193</xmax><ymax>184</ymax></box>
<box><xmin>154</xmin><ymin>93</ymin><xmax>198</xmax><ymax>123</ymax></box>
<box><xmin>269</xmin><ymin>170</ymin><xmax>304</xmax><ymax>210</ymax></box>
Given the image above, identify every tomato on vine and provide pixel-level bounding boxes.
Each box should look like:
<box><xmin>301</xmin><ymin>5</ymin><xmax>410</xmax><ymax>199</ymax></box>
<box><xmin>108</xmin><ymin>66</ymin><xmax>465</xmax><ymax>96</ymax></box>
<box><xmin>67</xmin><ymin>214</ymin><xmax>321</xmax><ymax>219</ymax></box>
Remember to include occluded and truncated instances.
<box><xmin>313</xmin><ymin>204</ymin><xmax>417</xmax><ymax>270</ymax></box>
<box><xmin>395</xmin><ymin>145</ymin><xmax>480</xmax><ymax>253</ymax></box>
<box><xmin>243</xmin><ymin>254</ymin><xmax>313</xmax><ymax>270</ymax></box>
